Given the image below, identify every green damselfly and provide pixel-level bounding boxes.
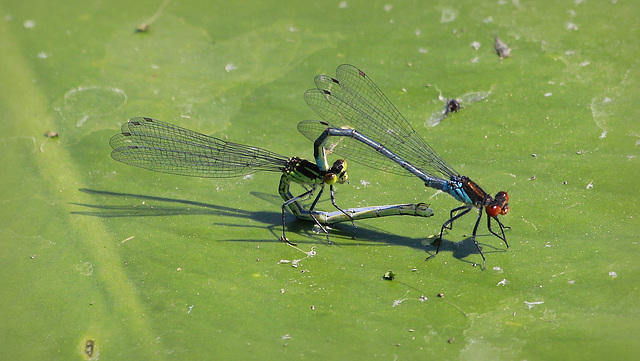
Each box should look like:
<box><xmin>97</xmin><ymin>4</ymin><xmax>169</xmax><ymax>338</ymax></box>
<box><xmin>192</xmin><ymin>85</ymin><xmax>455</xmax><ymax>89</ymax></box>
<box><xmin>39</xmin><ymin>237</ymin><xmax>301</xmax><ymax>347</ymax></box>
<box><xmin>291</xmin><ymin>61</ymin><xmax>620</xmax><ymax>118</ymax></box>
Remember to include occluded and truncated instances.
<box><xmin>110</xmin><ymin>117</ymin><xmax>433</xmax><ymax>243</ymax></box>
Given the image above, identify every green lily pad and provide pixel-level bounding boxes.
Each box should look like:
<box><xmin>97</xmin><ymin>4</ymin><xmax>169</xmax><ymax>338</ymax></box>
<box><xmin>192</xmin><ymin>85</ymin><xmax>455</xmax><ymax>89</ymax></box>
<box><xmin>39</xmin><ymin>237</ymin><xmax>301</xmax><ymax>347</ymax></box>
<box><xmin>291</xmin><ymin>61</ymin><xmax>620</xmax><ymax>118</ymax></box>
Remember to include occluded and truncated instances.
<box><xmin>1</xmin><ymin>0</ymin><xmax>638</xmax><ymax>360</ymax></box>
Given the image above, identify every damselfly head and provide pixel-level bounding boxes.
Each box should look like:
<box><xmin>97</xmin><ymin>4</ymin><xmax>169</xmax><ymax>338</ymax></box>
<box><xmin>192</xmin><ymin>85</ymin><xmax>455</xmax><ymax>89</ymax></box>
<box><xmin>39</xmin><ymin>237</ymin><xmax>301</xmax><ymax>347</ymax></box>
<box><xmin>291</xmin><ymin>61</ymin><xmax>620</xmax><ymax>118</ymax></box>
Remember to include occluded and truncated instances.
<box><xmin>324</xmin><ymin>159</ymin><xmax>349</xmax><ymax>185</ymax></box>
<box><xmin>337</xmin><ymin>170</ymin><xmax>349</xmax><ymax>184</ymax></box>
<box><xmin>486</xmin><ymin>191</ymin><xmax>509</xmax><ymax>217</ymax></box>
<box><xmin>495</xmin><ymin>191</ymin><xmax>509</xmax><ymax>203</ymax></box>
<box><xmin>323</xmin><ymin>172</ymin><xmax>338</xmax><ymax>185</ymax></box>
<box><xmin>497</xmin><ymin>191</ymin><xmax>510</xmax><ymax>215</ymax></box>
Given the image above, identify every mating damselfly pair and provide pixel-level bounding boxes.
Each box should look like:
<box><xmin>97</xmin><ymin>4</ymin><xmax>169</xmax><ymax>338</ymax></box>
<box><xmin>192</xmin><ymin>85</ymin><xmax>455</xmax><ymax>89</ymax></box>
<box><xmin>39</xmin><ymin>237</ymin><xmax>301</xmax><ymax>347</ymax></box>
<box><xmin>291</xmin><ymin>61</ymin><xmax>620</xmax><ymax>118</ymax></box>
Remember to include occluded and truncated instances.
<box><xmin>110</xmin><ymin>65</ymin><xmax>510</xmax><ymax>266</ymax></box>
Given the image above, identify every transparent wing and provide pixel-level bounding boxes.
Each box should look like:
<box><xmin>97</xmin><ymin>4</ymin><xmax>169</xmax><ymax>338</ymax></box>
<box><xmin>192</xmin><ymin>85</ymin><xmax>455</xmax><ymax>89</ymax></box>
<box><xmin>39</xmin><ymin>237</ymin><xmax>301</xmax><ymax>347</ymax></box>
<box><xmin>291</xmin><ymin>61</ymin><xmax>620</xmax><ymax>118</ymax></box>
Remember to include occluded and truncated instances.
<box><xmin>301</xmin><ymin>64</ymin><xmax>459</xmax><ymax>180</ymax></box>
<box><xmin>457</xmin><ymin>90</ymin><xmax>492</xmax><ymax>104</ymax></box>
<box><xmin>425</xmin><ymin>89</ymin><xmax>491</xmax><ymax>128</ymax></box>
<box><xmin>297</xmin><ymin>120</ymin><xmax>411</xmax><ymax>175</ymax></box>
<box><xmin>426</xmin><ymin>107</ymin><xmax>447</xmax><ymax>128</ymax></box>
<box><xmin>110</xmin><ymin>117</ymin><xmax>289</xmax><ymax>178</ymax></box>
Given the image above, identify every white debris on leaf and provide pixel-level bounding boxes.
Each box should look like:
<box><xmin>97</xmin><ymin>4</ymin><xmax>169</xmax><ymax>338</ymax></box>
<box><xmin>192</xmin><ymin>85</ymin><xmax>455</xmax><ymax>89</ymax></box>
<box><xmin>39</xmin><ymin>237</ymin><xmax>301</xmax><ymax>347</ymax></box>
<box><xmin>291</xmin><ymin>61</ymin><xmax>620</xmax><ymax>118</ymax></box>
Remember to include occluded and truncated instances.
<box><xmin>392</xmin><ymin>297</ymin><xmax>408</xmax><ymax>307</ymax></box>
<box><xmin>524</xmin><ymin>301</ymin><xmax>544</xmax><ymax>309</ymax></box>
<box><xmin>440</xmin><ymin>8</ymin><xmax>456</xmax><ymax>23</ymax></box>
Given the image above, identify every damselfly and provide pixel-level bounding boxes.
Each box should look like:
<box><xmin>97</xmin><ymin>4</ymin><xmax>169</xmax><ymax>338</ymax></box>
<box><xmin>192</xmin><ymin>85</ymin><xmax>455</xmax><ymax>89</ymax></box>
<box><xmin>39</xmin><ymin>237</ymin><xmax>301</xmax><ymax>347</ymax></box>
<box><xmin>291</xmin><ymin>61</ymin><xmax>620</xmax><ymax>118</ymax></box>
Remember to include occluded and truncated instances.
<box><xmin>426</xmin><ymin>86</ymin><xmax>492</xmax><ymax>127</ymax></box>
<box><xmin>110</xmin><ymin>117</ymin><xmax>434</xmax><ymax>244</ymax></box>
<box><xmin>298</xmin><ymin>65</ymin><xmax>510</xmax><ymax>266</ymax></box>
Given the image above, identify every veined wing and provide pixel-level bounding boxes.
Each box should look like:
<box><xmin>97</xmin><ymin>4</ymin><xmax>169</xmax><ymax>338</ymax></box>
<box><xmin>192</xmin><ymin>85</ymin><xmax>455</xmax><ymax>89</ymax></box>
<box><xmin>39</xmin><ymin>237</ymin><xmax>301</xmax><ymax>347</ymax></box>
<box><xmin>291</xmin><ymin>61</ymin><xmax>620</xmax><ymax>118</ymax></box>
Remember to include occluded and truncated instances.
<box><xmin>110</xmin><ymin>117</ymin><xmax>290</xmax><ymax>178</ymax></box>
<box><xmin>302</xmin><ymin>64</ymin><xmax>459</xmax><ymax>180</ymax></box>
<box><xmin>426</xmin><ymin>106</ymin><xmax>448</xmax><ymax>128</ymax></box>
<box><xmin>297</xmin><ymin>119</ymin><xmax>412</xmax><ymax>175</ymax></box>
<box><xmin>457</xmin><ymin>90</ymin><xmax>492</xmax><ymax>104</ymax></box>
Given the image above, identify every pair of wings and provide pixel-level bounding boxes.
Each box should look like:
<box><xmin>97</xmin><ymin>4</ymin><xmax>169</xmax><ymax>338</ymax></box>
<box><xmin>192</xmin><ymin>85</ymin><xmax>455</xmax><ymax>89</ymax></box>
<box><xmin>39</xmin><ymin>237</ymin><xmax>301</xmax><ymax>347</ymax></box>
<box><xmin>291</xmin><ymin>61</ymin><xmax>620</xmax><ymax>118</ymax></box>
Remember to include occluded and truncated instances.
<box><xmin>298</xmin><ymin>64</ymin><xmax>459</xmax><ymax>181</ymax></box>
<box><xmin>110</xmin><ymin>117</ymin><xmax>290</xmax><ymax>178</ymax></box>
<box><xmin>111</xmin><ymin>66</ymin><xmax>461</xmax><ymax>181</ymax></box>
<box><xmin>426</xmin><ymin>90</ymin><xmax>492</xmax><ymax>128</ymax></box>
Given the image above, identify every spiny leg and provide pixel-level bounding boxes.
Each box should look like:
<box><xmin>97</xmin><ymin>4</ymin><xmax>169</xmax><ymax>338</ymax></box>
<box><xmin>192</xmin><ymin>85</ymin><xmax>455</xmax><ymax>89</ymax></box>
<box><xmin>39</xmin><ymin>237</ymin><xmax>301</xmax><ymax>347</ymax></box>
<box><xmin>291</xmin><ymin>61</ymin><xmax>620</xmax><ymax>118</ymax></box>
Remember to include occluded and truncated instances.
<box><xmin>487</xmin><ymin>216</ymin><xmax>510</xmax><ymax>248</ymax></box>
<box><xmin>470</xmin><ymin>208</ymin><xmax>486</xmax><ymax>269</ymax></box>
<box><xmin>307</xmin><ymin>185</ymin><xmax>331</xmax><ymax>240</ymax></box>
<box><xmin>329</xmin><ymin>185</ymin><xmax>355</xmax><ymax>228</ymax></box>
<box><xmin>281</xmin><ymin>187</ymin><xmax>316</xmax><ymax>245</ymax></box>
<box><xmin>442</xmin><ymin>205</ymin><xmax>472</xmax><ymax>232</ymax></box>
<box><xmin>426</xmin><ymin>205</ymin><xmax>471</xmax><ymax>261</ymax></box>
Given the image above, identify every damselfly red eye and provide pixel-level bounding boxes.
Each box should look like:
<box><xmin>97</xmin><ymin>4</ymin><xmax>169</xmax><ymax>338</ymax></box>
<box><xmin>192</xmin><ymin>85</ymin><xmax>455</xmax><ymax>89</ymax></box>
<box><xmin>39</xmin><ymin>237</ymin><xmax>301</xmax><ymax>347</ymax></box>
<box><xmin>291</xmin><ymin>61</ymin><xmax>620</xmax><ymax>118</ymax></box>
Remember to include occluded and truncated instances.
<box><xmin>495</xmin><ymin>191</ymin><xmax>509</xmax><ymax>203</ymax></box>
<box><xmin>486</xmin><ymin>204</ymin><xmax>502</xmax><ymax>217</ymax></box>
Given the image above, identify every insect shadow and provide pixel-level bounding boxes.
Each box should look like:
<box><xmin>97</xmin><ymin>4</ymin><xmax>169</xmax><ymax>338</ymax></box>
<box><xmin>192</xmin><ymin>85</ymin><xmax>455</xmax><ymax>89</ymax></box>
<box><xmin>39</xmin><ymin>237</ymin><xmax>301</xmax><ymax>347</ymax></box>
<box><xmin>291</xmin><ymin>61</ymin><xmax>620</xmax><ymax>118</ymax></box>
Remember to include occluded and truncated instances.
<box><xmin>251</xmin><ymin>191</ymin><xmax>502</xmax><ymax>263</ymax></box>
<box><xmin>71</xmin><ymin>188</ymin><xmax>481</xmax><ymax>258</ymax></box>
